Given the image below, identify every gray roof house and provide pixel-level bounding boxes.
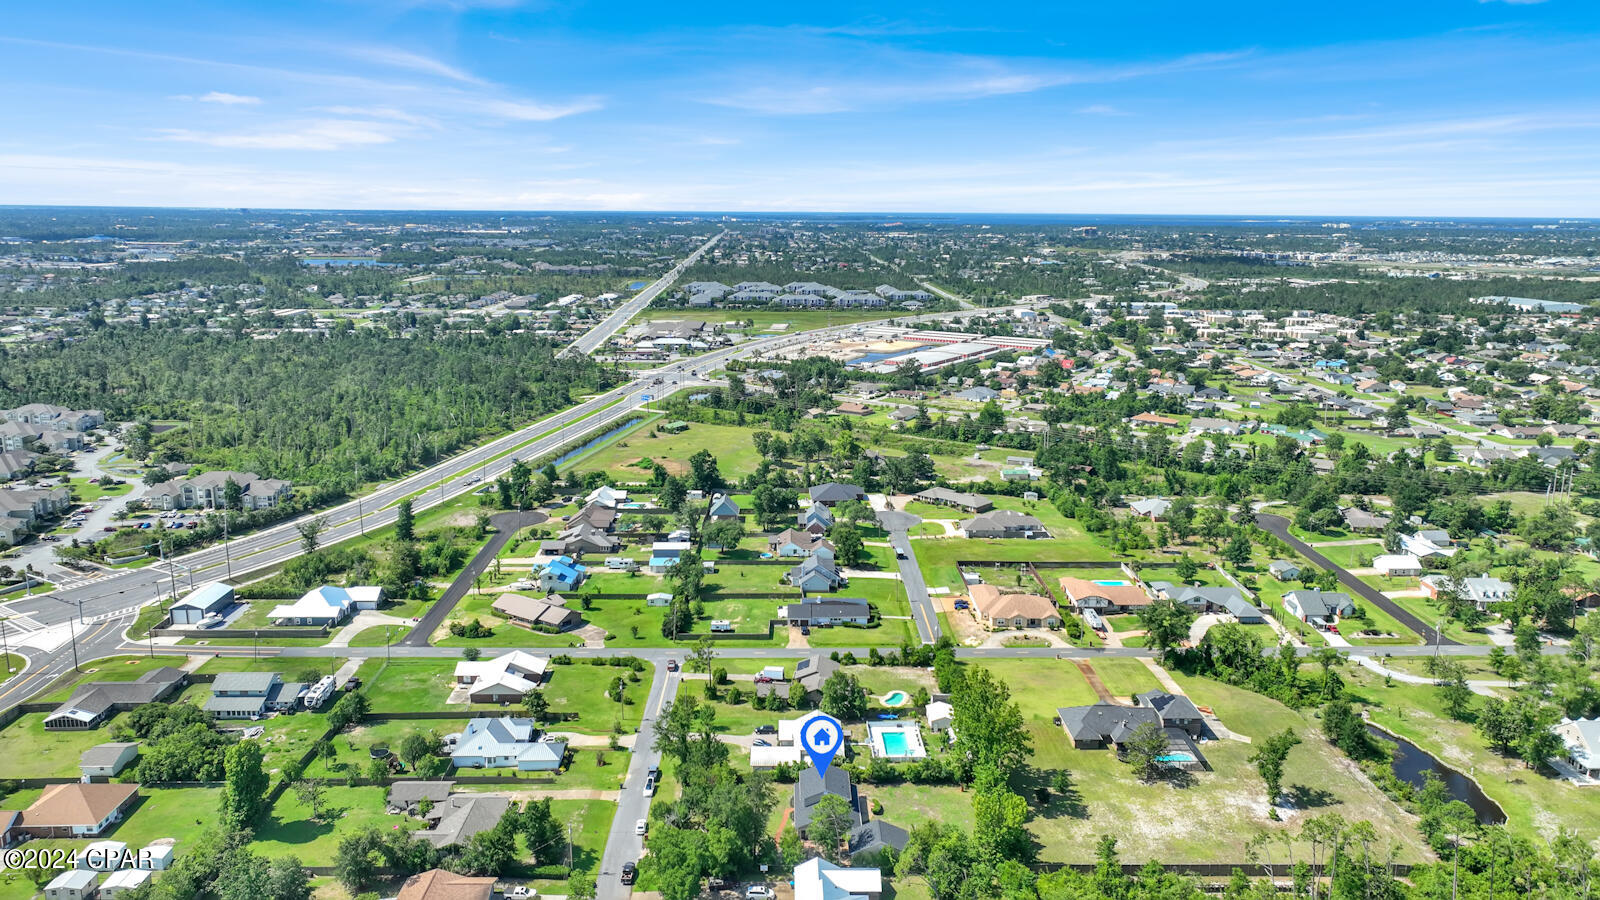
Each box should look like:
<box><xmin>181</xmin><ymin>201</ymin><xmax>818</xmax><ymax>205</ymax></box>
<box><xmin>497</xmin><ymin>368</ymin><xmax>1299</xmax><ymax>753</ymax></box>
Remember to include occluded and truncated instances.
<box><xmin>795</xmin><ymin>654</ymin><xmax>838</xmax><ymax>695</ymax></box>
<box><xmin>1283</xmin><ymin>590</ymin><xmax>1356</xmax><ymax>622</ymax></box>
<box><xmin>788</xmin><ymin>556</ymin><xmax>845</xmax><ymax>593</ymax></box>
<box><xmin>793</xmin><ymin>766</ymin><xmax>863</xmax><ymax>834</ymax></box>
<box><xmin>779</xmin><ymin>597</ymin><xmax>870</xmax><ymax>627</ymax></box>
<box><xmin>960</xmin><ymin>509</ymin><xmax>1048</xmax><ymax>539</ymax></box>
<box><xmin>416</xmin><ymin>794</ymin><xmax>511</xmax><ymax>849</ymax></box>
<box><xmin>809</xmin><ymin>483</ymin><xmax>866</xmax><ymax>506</ymax></box>
<box><xmin>44</xmin><ymin>668</ymin><xmax>187</xmax><ymax>730</ymax></box>
<box><xmin>1268</xmin><ymin>560</ymin><xmax>1302</xmax><ymax>581</ymax></box>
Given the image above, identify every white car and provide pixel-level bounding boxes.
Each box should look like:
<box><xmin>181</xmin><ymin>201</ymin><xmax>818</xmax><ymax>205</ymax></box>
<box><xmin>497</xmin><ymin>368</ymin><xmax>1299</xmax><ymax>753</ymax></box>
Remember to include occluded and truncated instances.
<box><xmin>508</xmin><ymin>888</ymin><xmax>536</xmax><ymax>899</ymax></box>
<box><xmin>746</xmin><ymin>887</ymin><xmax>775</xmax><ymax>899</ymax></box>
<box><xmin>635</xmin><ymin>818</ymin><xmax>648</xmax><ymax>836</ymax></box>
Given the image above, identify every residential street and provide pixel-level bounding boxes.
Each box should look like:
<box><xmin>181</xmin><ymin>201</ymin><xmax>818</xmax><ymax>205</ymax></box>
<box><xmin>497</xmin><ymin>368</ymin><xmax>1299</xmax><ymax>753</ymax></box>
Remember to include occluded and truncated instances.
<box><xmin>1255</xmin><ymin>512</ymin><xmax>1454</xmax><ymax>646</ymax></box>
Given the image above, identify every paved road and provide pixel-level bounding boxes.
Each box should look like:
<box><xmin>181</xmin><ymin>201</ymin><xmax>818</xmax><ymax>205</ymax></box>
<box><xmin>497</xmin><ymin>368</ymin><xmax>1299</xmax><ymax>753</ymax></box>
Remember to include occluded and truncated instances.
<box><xmin>562</xmin><ymin>231</ymin><xmax>724</xmax><ymax>358</ymax></box>
<box><xmin>596</xmin><ymin>660</ymin><xmax>678</xmax><ymax>900</ymax></box>
<box><xmin>877</xmin><ymin>510</ymin><xmax>940</xmax><ymax>644</ymax></box>
<box><xmin>400</xmin><ymin>509</ymin><xmax>546</xmax><ymax>647</ymax></box>
<box><xmin>1255</xmin><ymin>512</ymin><xmax>1456</xmax><ymax>646</ymax></box>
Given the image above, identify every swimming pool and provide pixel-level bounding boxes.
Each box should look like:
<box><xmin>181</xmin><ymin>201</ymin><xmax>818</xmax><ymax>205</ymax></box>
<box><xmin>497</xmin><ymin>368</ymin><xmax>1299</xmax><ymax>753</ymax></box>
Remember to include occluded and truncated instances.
<box><xmin>882</xmin><ymin>691</ymin><xmax>909</xmax><ymax>707</ymax></box>
<box><xmin>1157</xmin><ymin>752</ymin><xmax>1197</xmax><ymax>763</ymax></box>
<box><xmin>868</xmin><ymin>721</ymin><xmax>927</xmax><ymax>760</ymax></box>
<box><xmin>1094</xmin><ymin>580</ymin><xmax>1130</xmax><ymax>586</ymax></box>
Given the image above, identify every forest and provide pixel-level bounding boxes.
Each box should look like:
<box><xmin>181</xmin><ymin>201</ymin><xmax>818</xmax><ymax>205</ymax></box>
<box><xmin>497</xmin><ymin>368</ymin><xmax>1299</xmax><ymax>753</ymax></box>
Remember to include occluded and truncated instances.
<box><xmin>0</xmin><ymin>326</ymin><xmax>618</xmax><ymax>490</ymax></box>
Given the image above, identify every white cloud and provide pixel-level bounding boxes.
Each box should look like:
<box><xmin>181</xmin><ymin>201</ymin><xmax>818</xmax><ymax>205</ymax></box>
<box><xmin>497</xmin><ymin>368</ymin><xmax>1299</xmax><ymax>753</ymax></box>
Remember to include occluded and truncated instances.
<box><xmin>702</xmin><ymin>50</ymin><xmax>1245</xmax><ymax>114</ymax></box>
<box><xmin>339</xmin><ymin>46</ymin><xmax>487</xmax><ymax>85</ymax></box>
<box><xmin>197</xmin><ymin>91</ymin><xmax>261</xmax><ymax>105</ymax></box>
<box><xmin>470</xmin><ymin>96</ymin><xmax>604</xmax><ymax>121</ymax></box>
<box><xmin>1077</xmin><ymin>104</ymin><xmax>1129</xmax><ymax>116</ymax></box>
<box><xmin>155</xmin><ymin>118</ymin><xmax>403</xmax><ymax>150</ymax></box>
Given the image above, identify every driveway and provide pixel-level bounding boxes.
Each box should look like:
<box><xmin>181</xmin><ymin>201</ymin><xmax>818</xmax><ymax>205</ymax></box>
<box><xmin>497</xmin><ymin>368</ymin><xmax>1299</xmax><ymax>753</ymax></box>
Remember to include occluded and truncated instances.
<box><xmin>877</xmin><ymin>510</ymin><xmax>940</xmax><ymax>645</ymax></box>
<box><xmin>400</xmin><ymin>509</ymin><xmax>546</xmax><ymax>647</ymax></box>
<box><xmin>1255</xmin><ymin>513</ymin><xmax>1454</xmax><ymax>646</ymax></box>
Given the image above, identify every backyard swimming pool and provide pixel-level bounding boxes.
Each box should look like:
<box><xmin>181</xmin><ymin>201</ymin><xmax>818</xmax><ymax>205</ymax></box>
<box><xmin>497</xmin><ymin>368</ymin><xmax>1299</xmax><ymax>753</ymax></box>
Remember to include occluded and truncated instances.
<box><xmin>868</xmin><ymin>721</ymin><xmax>927</xmax><ymax>760</ymax></box>
<box><xmin>1157</xmin><ymin>752</ymin><xmax>1197</xmax><ymax>763</ymax></box>
<box><xmin>882</xmin><ymin>691</ymin><xmax>909</xmax><ymax>707</ymax></box>
<box><xmin>1094</xmin><ymin>580</ymin><xmax>1130</xmax><ymax>586</ymax></box>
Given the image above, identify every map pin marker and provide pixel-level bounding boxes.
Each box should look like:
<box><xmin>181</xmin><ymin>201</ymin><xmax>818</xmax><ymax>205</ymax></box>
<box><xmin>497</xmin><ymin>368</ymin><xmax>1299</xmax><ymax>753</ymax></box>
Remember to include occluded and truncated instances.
<box><xmin>800</xmin><ymin>713</ymin><xmax>844</xmax><ymax>776</ymax></box>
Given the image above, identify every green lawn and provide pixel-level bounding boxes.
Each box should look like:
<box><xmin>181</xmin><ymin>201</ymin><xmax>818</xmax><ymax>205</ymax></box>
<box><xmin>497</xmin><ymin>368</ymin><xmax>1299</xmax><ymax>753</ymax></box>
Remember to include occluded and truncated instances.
<box><xmin>571</xmin><ymin>421</ymin><xmax>762</xmax><ymax>482</ymax></box>
<box><xmin>36</xmin><ymin>654</ymin><xmax>192</xmax><ymax>702</ymax></box>
<box><xmin>1384</xmin><ymin>593</ymin><xmax>1493</xmax><ymax>645</ymax></box>
<box><xmin>360</xmin><ymin>658</ymin><xmax>649</xmax><ymax>735</ymax></box>
<box><xmin>1087</xmin><ymin>659</ymin><xmax>1163</xmax><ymax>701</ymax></box>
<box><xmin>970</xmin><ymin>659</ymin><xmax>1099</xmax><ymax>723</ymax></box>
<box><xmin>0</xmin><ymin>713</ymin><xmax>120</xmax><ymax>777</ymax></box>
<box><xmin>254</xmin><ymin>784</ymin><xmax>415</xmax><ymax>866</ymax></box>
<box><xmin>66</xmin><ymin>476</ymin><xmax>134</xmax><ymax>501</ymax></box>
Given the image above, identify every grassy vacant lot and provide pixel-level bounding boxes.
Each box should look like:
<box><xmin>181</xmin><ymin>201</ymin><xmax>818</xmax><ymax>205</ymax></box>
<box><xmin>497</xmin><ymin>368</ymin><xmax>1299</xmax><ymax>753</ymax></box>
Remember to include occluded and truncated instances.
<box><xmin>255</xmin><ymin>784</ymin><xmax>414</xmax><ymax>865</ymax></box>
<box><xmin>573</xmin><ymin>421</ymin><xmax>761</xmax><ymax>482</ymax></box>
<box><xmin>67</xmin><ymin>476</ymin><xmax>133</xmax><ymax>501</ymax></box>
<box><xmin>1344</xmin><ymin>664</ymin><xmax>1600</xmax><ymax>844</ymax></box>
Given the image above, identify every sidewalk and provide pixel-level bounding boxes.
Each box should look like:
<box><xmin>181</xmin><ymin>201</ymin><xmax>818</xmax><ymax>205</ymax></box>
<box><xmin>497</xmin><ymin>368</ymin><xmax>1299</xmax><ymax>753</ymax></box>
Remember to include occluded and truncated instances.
<box><xmin>1351</xmin><ymin>654</ymin><xmax>1511</xmax><ymax>697</ymax></box>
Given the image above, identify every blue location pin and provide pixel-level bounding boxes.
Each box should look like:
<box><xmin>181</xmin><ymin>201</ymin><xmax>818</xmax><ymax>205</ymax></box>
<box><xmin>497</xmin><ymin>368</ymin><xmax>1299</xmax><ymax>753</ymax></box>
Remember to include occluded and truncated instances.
<box><xmin>799</xmin><ymin>713</ymin><xmax>844</xmax><ymax>776</ymax></box>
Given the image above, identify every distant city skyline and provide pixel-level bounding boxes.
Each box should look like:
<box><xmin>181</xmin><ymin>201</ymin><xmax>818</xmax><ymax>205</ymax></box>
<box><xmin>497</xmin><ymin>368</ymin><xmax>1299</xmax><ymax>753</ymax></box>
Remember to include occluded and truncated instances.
<box><xmin>2</xmin><ymin>0</ymin><xmax>1598</xmax><ymax>215</ymax></box>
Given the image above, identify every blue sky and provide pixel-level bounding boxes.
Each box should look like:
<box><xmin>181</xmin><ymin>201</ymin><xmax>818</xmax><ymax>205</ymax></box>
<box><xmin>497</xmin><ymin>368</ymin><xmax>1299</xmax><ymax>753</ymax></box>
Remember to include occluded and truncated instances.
<box><xmin>2</xmin><ymin>0</ymin><xmax>1598</xmax><ymax>215</ymax></box>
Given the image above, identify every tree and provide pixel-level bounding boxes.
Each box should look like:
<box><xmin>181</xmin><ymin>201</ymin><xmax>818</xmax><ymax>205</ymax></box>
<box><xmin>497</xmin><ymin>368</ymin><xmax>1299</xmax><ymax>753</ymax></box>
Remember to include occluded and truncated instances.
<box><xmin>778</xmin><ymin>824</ymin><xmax>805</xmax><ymax>869</ymax></box>
<box><xmin>690</xmin><ymin>637</ymin><xmax>717</xmax><ymax>675</ymax></box>
<box><xmin>687</xmin><ymin>449</ymin><xmax>723</xmax><ymax>493</ymax></box>
<box><xmin>520</xmin><ymin>797</ymin><xmax>565</xmax><ymax>865</ymax></box>
<box><xmin>1436</xmin><ymin>660</ymin><xmax>1475</xmax><ymax>721</ymax></box>
<box><xmin>1249</xmin><ymin>729</ymin><xmax>1301</xmax><ymax>807</ymax></box>
<box><xmin>1311</xmin><ymin>647</ymin><xmax>1346</xmax><ymax>700</ymax></box>
<box><xmin>296</xmin><ymin>515</ymin><xmax>330</xmax><ymax>555</ymax></box>
<box><xmin>703</xmin><ymin>518</ymin><xmax>744</xmax><ymax>550</ymax></box>
<box><xmin>972</xmin><ymin>768</ymin><xmax>1032</xmax><ymax>864</ymax></box>
<box><xmin>1175</xmin><ymin>554</ymin><xmax>1199</xmax><ymax>582</ymax></box>
<box><xmin>218</xmin><ymin>740</ymin><xmax>270</xmax><ymax>830</ymax></box>
<box><xmin>1122</xmin><ymin>720</ymin><xmax>1172</xmax><ymax>782</ymax></box>
<box><xmin>1222</xmin><ymin>534</ymin><xmax>1253</xmax><ymax>567</ymax></box>
<box><xmin>808</xmin><ymin>793</ymin><xmax>857</xmax><ymax>861</ymax></box>
<box><xmin>521</xmin><ymin>688</ymin><xmax>551</xmax><ymax>723</ymax></box>
<box><xmin>830</xmin><ymin>522</ymin><xmax>866</xmax><ymax>567</ymax></box>
<box><xmin>327</xmin><ymin>691</ymin><xmax>369</xmax><ymax>733</ymax></box>
<box><xmin>295</xmin><ymin>778</ymin><xmax>329</xmax><ymax>823</ymax></box>
<box><xmin>950</xmin><ymin>664</ymin><xmax>1031</xmax><ymax>779</ymax></box>
<box><xmin>821</xmin><ymin>670</ymin><xmax>868</xmax><ymax>721</ymax></box>
<box><xmin>395</xmin><ymin>497</ymin><xmax>415</xmax><ymax>542</ymax></box>
<box><xmin>567</xmin><ymin>871</ymin><xmax>596</xmax><ymax>900</ymax></box>
<box><xmin>1137</xmin><ymin>597</ymin><xmax>1196</xmax><ymax>662</ymax></box>
<box><xmin>398</xmin><ymin>731</ymin><xmax>439</xmax><ymax>770</ymax></box>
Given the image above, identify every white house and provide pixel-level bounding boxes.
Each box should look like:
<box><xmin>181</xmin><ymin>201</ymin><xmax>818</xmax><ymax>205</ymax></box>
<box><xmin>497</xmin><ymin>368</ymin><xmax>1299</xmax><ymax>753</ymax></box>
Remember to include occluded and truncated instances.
<box><xmin>585</xmin><ymin>485</ymin><xmax>628</xmax><ymax>508</ymax></box>
<box><xmin>267</xmin><ymin>585</ymin><xmax>383</xmax><ymax>626</ymax></box>
<box><xmin>1372</xmin><ymin>554</ymin><xmax>1423</xmax><ymax>577</ymax></box>
<box><xmin>1555</xmin><ymin>718</ymin><xmax>1600</xmax><ymax>778</ymax></box>
<box><xmin>453</xmin><ymin>651</ymin><xmax>550</xmax><ymax>704</ymax></box>
<box><xmin>926</xmin><ymin>700</ymin><xmax>954</xmax><ymax>733</ymax></box>
<box><xmin>449</xmin><ymin>716</ymin><xmax>566</xmax><ymax>771</ymax></box>
<box><xmin>99</xmin><ymin>868</ymin><xmax>154</xmax><ymax>897</ymax></box>
<box><xmin>1400</xmin><ymin>530</ymin><xmax>1457</xmax><ymax>559</ymax></box>
<box><xmin>43</xmin><ymin>869</ymin><xmax>98</xmax><ymax>900</ymax></box>
<box><xmin>794</xmin><ymin>857</ymin><xmax>882</xmax><ymax>900</ymax></box>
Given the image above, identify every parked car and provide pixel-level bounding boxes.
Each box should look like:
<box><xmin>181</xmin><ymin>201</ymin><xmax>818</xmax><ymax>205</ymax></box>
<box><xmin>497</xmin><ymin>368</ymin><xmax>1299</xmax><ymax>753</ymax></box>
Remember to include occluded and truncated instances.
<box><xmin>746</xmin><ymin>887</ymin><xmax>775</xmax><ymax>899</ymax></box>
<box><xmin>621</xmin><ymin>862</ymin><xmax>637</xmax><ymax>885</ymax></box>
<box><xmin>800</xmin><ymin>625</ymin><xmax>811</xmax><ymax>635</ymax></box>
<box><xmin>199</xmin><ymin>614</ymin><xmax>226</xmax><ymax>629</ymax></box>
<box><xmin>635</xmin><ymin>818</ymin><xmax>648</xmax><ymax>836</ymax></box>
<box><xmin>753</xmin><ymin>739</ymin><xmax>770</xmax><ymax>747</ymax></box>
<box><xmin>508</xmin><ymin>888</ymin><xmax>535</xmax><ymax>899</ymax></box>
<box><xmin>643</xmin><ymin>776</ymin><xmax>656</xmax><ymax>797</ymax></box>
<box><xmin>896</xmin><ymin>549</ymin><xmax>907</xmax><ymax>560</ymax></box>
<box><xmin>755</xmin><ymin>725</ymin><xmax>777</xmax><ymax>735</ymax></box>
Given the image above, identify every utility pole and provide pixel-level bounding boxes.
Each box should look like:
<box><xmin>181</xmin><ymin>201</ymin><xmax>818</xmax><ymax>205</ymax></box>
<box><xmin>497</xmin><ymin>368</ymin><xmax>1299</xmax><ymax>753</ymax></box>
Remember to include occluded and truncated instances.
<box><xmin>0</xmin><ymin>617</ymin><xmax>11</xmax><ymax>674</ymax></box>
<box><xmin>222</xmin><ymin>516</ymin><xmax>232</xmax><ymax>580</ymax></box>
<box><xmin>67</xmin><ymin>609</ymin><xmax>80</xmax><ymax>672</ymax></box>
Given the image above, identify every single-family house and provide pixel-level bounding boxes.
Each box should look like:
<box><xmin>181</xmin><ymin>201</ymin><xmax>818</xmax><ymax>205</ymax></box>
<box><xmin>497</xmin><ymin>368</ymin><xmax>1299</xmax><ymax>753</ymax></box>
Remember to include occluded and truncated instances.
<box><xmin>960</xmin><ymin>509</ymin><xmax>1048</xmax><ymax>539</ymax></box>
<box><xmin>1421</xmin><ymin>574</ymin><xmax>1515</xmax><ymax>610</ymax></box>
<box><xmin>913</xmin><ymin>487</ymin><xmax>992</xmax><ymax>513</ymax></box>
<box><xmin>43</xmin><ymin>869</ymin><xmax>99</xmax><ymax>900</ymax></box>
<box><xmin>794</xmin><ymin>655</ymin><xmax>838</xmax><ymax>696</ymax></box>
<box><xmin>449</xmin><ymin>717</ymin><xmax>567</xmax><ymax>771</ymax></box>
<box><xmin>1133</xmin><ymin>690</ymin><xmax>1205</xmax><ymax>737</ymax></box>
<box><xmin>44</xmin><ymin>668</ymin><xmax>187</xmax><ymax>730</ymax></box>
<box><xmin>769</xmin><ymin>528</ymin><xmax>835</xmax><ymax>559</ymax></box>
<box><xmin>267</xmin><ymin>585</ymin><xmax>383</xmax><ymax>626</ymax></box>
<box><xmin>788</xmin><ymin>557</ymin><xmax>845</xmax><ymax>593</ymax></box>
<box><xmin>396</xmin><ymin>869</ymin><xmax>497</xmax><ymax>900</ymax></box>
<box><xmin>1373</xmin><ymin>555</ymin><xmax>1423</xmax><ymax>577</ymax></box>
<box><xmin>1400</xmin><ymin>530</ymin><xmax>1457</xmax><ymax>559</ymax></box>
<box><xmin>1129</xmin><ymin>498</ymin><xmax>1171</xmax><ymax>521</ymax></box>
<box><xmin>491</xmin><ymin>593</ymin><xmax>582</xmax><ymax>632</ymax></box>
<box><xmin>809</xmin><ymin>483</ymin><xmax>866</xmax><ymax>507</ymax></box>
<box><xmin>1056</xmin><ymin>702</ymin><xmax>1206</xmax><ymax>769</ymax></box>
<box><xmin>1058</xmin><ymin>577</ymin><xmax>1150</xmax><ymax>614</ymax></box>
<box><xmin>1283</xmin><ymin>589</ymin><xmax>1356</xmax><ymax>623</ymax></box>
<box><xmin>537</xmin><ymin>555</ymin><xmax>586</xmax><ymax>591</ymax></box>
<box><xmin>799</xmin><ymin>504</ymin><xmax>834</xmax><ymax>535</ymax></box>
<box><xmin>17</xmin><ymin>783</ymin><xmax>139</xmax><ymax>838</ymax></box>
<box><xmin>968</xmin><ymin>584</ymin><xmax>1060</xmax><ymax>629</ymax></box>
<box><xmin>585</xmin><ymin>485</ymin><xmax>628</xmax><ymax>508</ymax></box>
<box><xmin>1268</xmin><ymin>561</ymin><xmax>1302</xmax><ymax>581</ymax></box>
<box><xmin>779</xmin><ymin>597</ymin><xmax>870</xmax><ymax>627</ymax></box>
<box><xmin>453</xmin><ymin>651</ymin><xmax>549</xmax><ymax>703</ymax></box>
<box><xmin>648</xmin><ymin>541</ymin><xmax>692</xmax><ymax>574</ymax></box>
<box><xmin>416</xmin><ymin>794</ymin><xmax>513</xmax><ymax>848</ymax></box>
<box><xmin>794</xmin><ymin>857</ymin><xmax>883</xmax><ymax>900</ymax></box>
<box><xmin>204</xmin><ymin>672</ymin><xmax>305</xmax><ymax>719</ymax></box>
<box><xmin>708</xmin><ymin>493</ymin><xmax>741</xmax><ymax>521</ymax></box>
<box><xmin>1554</xmin><ymin>718</ymin><xmax>1600</xmax><ymax>778</ymax></box>
<box><xmin>1341</xmin><ymin>508</ymin><xmax>1392</xmax><ymax>532</ymax></box>
<box><xmin>926</xmin><ymin>701</ymin><xmax>954</xmax><ymax>733</ymax></box>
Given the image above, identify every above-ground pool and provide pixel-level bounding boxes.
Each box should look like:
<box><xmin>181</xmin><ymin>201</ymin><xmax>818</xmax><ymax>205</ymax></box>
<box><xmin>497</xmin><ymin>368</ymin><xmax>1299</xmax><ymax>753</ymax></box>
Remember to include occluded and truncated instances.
<box><xmin>882</xmin><ymin>691</ymin><xmax>909</xmax><ymax>707</ymax></box>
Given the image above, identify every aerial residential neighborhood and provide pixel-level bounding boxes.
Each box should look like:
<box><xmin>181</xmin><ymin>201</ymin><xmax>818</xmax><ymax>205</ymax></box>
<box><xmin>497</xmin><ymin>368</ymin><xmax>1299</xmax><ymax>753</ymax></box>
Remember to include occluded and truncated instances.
<box><xmin>1</xmin><ymin>1</ymin><xmax>1600</xmax><ymax>899</ymax></box>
